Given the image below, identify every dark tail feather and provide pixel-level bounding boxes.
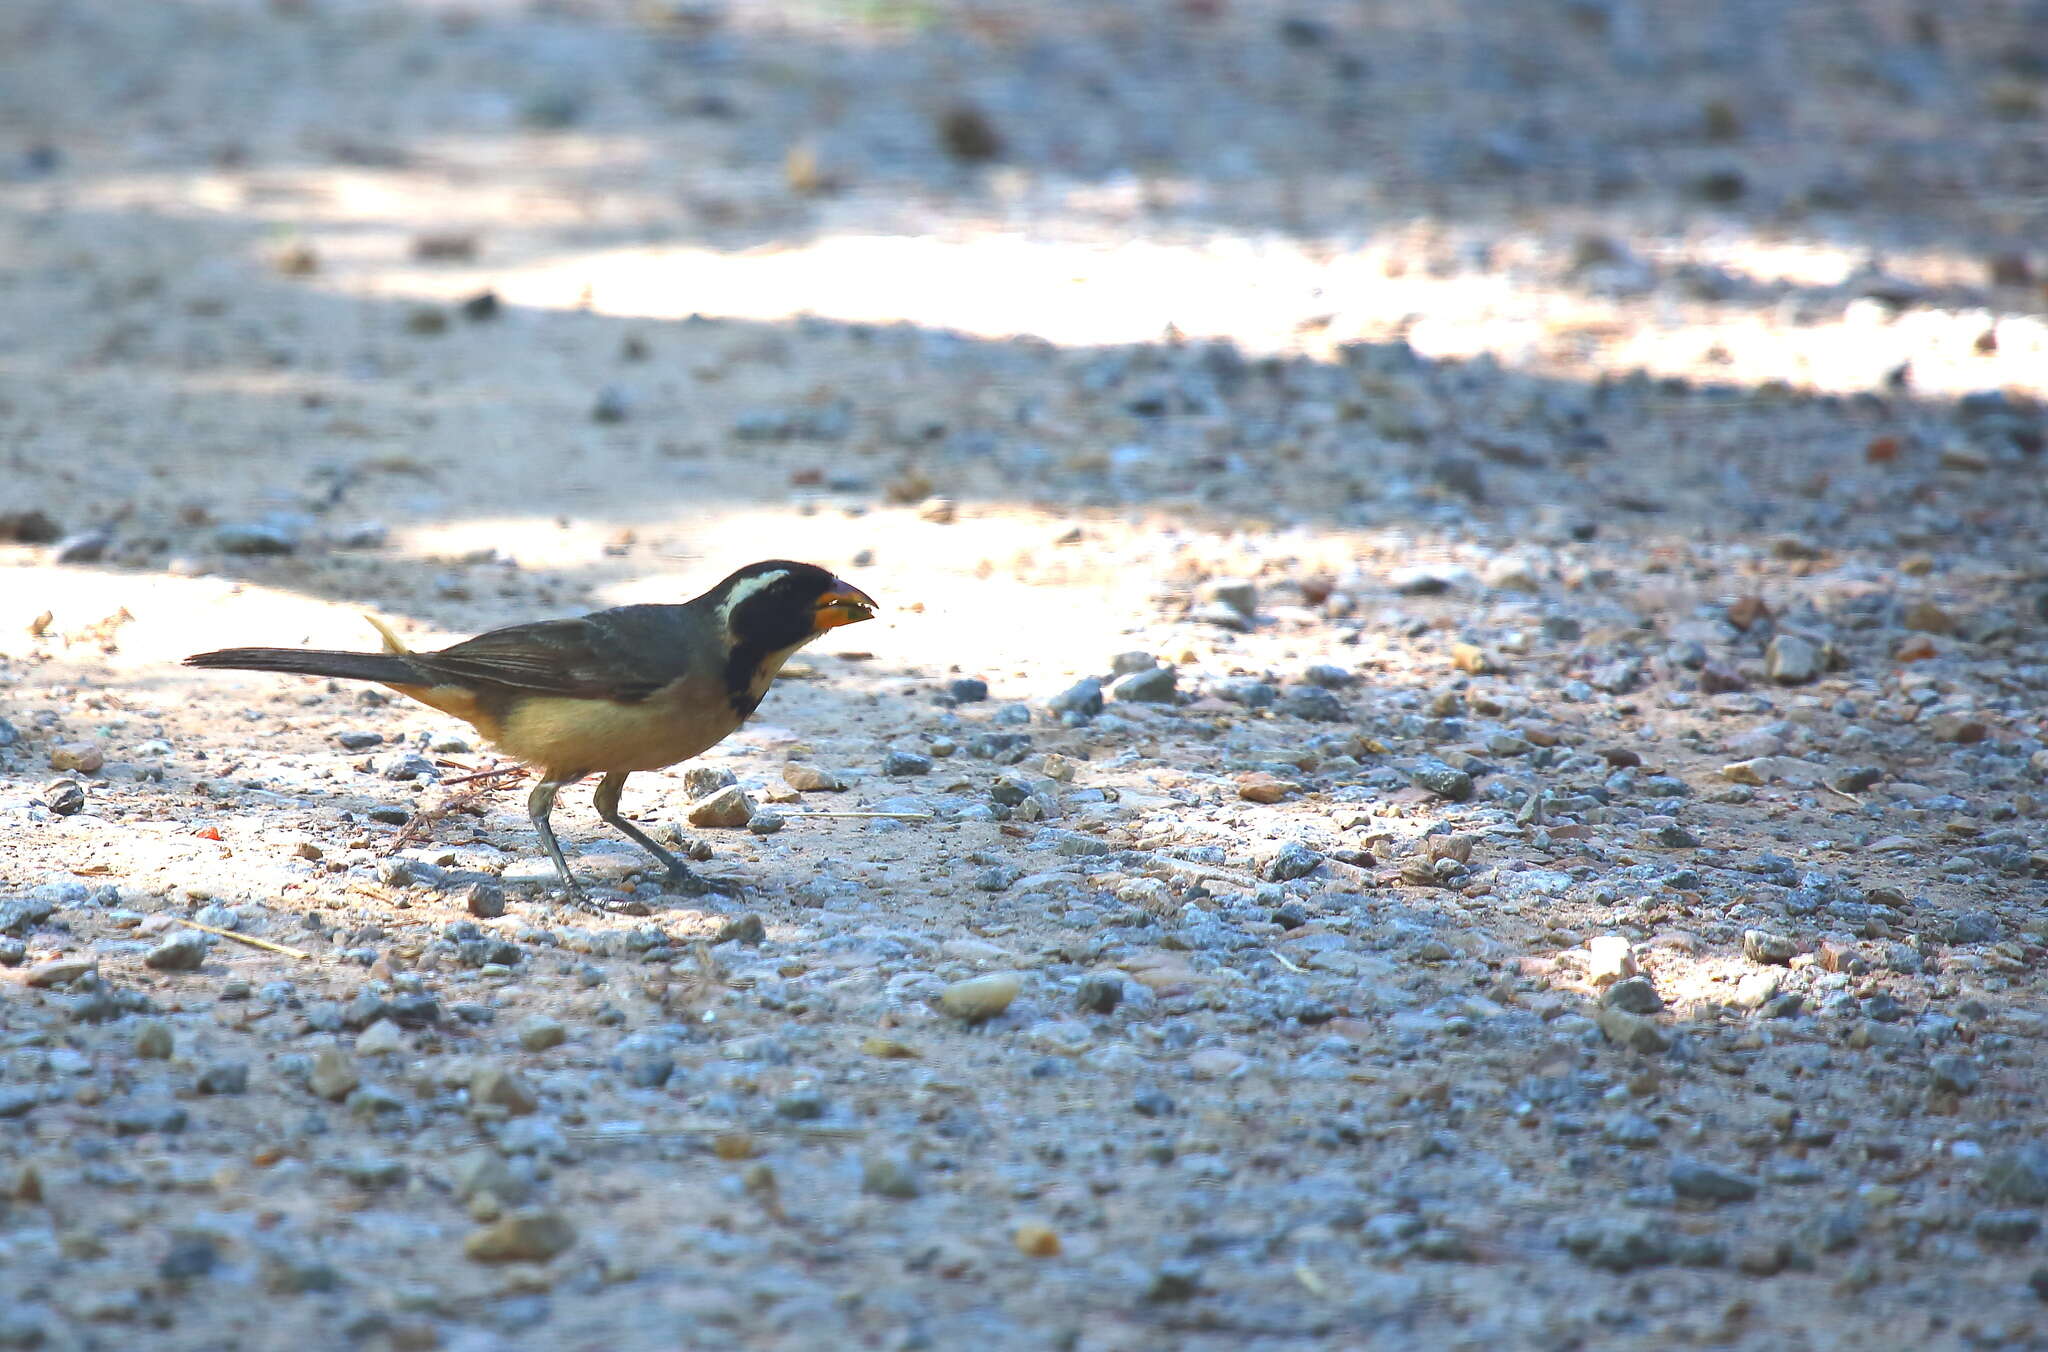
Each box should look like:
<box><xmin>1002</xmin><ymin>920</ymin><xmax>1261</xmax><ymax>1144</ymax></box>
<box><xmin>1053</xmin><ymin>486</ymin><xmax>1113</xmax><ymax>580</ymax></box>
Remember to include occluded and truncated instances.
<box><xmin>185</xmin><ymin>647</ymin><xmax>419</xmax><ymax>685</ymax></box>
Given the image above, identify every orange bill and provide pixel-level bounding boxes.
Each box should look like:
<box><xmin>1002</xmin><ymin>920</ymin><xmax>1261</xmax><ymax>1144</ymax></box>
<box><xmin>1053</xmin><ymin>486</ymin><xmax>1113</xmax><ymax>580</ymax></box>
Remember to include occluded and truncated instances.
<box><xmin>812</xmin><ymin>578</ymin><xmax>878</xmax><ymax>629</ymax></box>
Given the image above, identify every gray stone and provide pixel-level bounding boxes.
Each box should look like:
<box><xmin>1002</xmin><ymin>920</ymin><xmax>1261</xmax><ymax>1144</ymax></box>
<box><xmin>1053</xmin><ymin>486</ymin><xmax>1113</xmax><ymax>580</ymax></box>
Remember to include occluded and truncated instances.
<box><xmin>1765</xmin><ymin>634</ymin><xmax>1821</xmax><ymax>685</ymax></box>
<box><xmin>1669</xmin><ymin>1158</ymin><xmax>1759</xmax><ymax>1203</ymax></box>
<box><xmin>1111</xmin><ymin>667</ymin><xmax>1177</xmax><ymax>703</ymax></box>
<box><xmin>1263</xmin><ymin>841</ymin><xmax>1324</xmax><ymax>881</ymax></box>
<box><xmin>1046</xmin><ymin>678</ymin><xmax>1104</xmax><ymax>716</ymax></box>
<box><xmin>1410</xmin><ymin>760</ymin><xmax>1474</xmax><ymax>801</ymax></box>
<box><xmin>144</xmin><ymin>931</ymin><xmax>209</xmax><ymax>972</ymax></box>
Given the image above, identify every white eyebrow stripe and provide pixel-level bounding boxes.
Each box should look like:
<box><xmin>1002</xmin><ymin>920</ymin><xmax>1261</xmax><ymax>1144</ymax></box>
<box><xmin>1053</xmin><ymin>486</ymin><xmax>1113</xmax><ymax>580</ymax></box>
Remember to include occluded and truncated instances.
<box><xmin>716</xmin><ymin>570</ymin><xmax>791</xmax><ymax>621</ymax></box>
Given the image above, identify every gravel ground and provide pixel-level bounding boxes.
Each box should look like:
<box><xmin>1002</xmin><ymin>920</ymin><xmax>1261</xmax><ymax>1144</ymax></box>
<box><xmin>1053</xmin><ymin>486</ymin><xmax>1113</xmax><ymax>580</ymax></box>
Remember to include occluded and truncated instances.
<box><xmin>4</xmin><ymin>2</ymin><xmax>2048</xmax><ymax>1349</ymax></box>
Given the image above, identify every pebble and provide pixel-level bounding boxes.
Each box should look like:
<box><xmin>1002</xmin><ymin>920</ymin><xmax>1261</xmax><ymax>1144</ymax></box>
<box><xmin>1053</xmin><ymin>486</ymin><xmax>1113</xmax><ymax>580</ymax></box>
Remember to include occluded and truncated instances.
<box><xmin>1074</xmin><ymin>973</ymin><xmax>1123</xmax><ymax>1014</ymax></box>
<box><xmin>1111</xmin><ymin>666</ymin><xmax>1177</xmax><ymax>703</ymax></box>
<box><xmin>687</xmin><ymin>786</ymin><xmax>755</xmax><ymax>828</ymax></box>
<box><xmin>1602</xmin><ymin>977</ymin><xmax>1664</xmax><ymax>1014</ymax></box>
<box><xmin>354</xmin><ymin>1019</ymin><xmax>404</xmax><ymax>1056</ymax></box>
<box><xmin>1984</xmin><ymin>1147</ymin><xmax>2048</xmax><ymax>1204</ymax></box>
<box><xmin>1046</xmin><ymin>678</ymin><xmax>1104</xmax><ymax>716</ymax></box>
<box><xmin>938</xmin><ymin>973</ymin><xmax>1021</xmax><ymax>1022</ymax></box>
<box><xmin>1597</xmin><ymin>1007</ymin><xmax>1670</xmax><ymax>1053</ymax></box>
<box><xmin>471</xmin><ymin>1066</ymin><xmax>540</xmax><ymax>1115</ymax></box>
<box><xmin>309</xmin><ymin>1047</ymin><xmax>360</xmax><ymax>1101</ymax></box>
<box><xmin>861</xmin><ymin>1152</ymin><xmax>921</xmax><ymax>1199</ymax></box>
<box><xmin>1669</xmin><ymin>1158</ymin><xmax>1760</xmax><ymax>1203</ymax></box>
<box><xmin>25</xmin><ymin>958</ymin><xmax>93</xmax><ymax>988</ymax></box>
<box><xmin>1409</xmin><ymin>760</ymin><xmax>1474</xmax><ymax>801</ymax></box>
<box><xmin>47</xmin><ymin>742</ymin><xmax>104</xmax><ymax>774</ymax></box>
<box><xmin>143</xmin><ymin>932</ymin><xmax>209</xmax><ymax>972</ymax></box>
<box><xmin>747</xmin><ymin>810</ymin><xmax>785</xmax><ymax>835</ymax></box>
<box><xmin>1188</xmin><ymin>1047</ymin><xmax>1248</xmax><ymax>1079</ymax></box>
<box><xmin>133</xmin><ymin>1020</ymin><xmax>173</xmax><ymax>1059</ymax></box>
<box><xmin>464</xmin><ymin>1210</ymin><xmax>576</xmax><ymax>1263</ymax></box>
<box><xmin>196</xmin><ymin>1062</ymin><xmax>248</xmax><ymax>1095</ymax></box>
<box><xmin>518</xmin><ymin>1016</ymin><xmax>567</xmax><ymax>1052</ymax></box>
<box><xmin>883</xmin><ymin>750</ymin><xmax>933</xmax><ymax>776</ymax></box>
<box><xmin>377</xmin><ymin>751</ymin><xmax>437</xmax><ymax>781</ymax></box>
<box><xmin>213</xmin><ymin>518</ymin><xmax>300</xmax><ymax>555</ymax></box>
<box><xmin>683</xmin><ymin>766</ymin><xmax>738</xmax><ymax>797</ymax></box>
<box><xmin>1765</xmin><ymin>635</ymin><xmax>1822</xmax><ymax>685</ymax></box>
<box><xmin>1235</xmin><ymin>772</ymin><xmax>1294</xmax><ymax>803</ymax></box>
<box><xmin>1742</xmin><ymin>930</ymin><xmax>1797</xmax><ymax>965</ymax></box>
<box><xmin>1587</xmin><ymin>935</ymin><xmax>1636</xmax><ymax>984</ymax></box>
<box><xmin>1262</xmin><ymin>841</ymin><xmax>1324</xmax><ymax>881</ymax></box>
<box><xmin>782</xmin><ymin>763</ymin><xmax>844</xmax><ymax>792</ymax></box>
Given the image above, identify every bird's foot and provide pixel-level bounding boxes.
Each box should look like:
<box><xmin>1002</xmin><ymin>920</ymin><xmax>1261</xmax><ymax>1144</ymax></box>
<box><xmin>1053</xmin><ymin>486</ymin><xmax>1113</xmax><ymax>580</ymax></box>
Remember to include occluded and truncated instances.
<box><xmin>663</xmin><ymin>864</ymin><xmax>743</xmax><ymax>898</ymax></box>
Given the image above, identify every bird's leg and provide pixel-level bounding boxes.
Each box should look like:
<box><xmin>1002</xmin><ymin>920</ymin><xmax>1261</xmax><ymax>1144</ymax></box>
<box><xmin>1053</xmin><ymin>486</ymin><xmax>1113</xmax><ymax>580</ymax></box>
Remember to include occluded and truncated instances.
<box><xmin>526</xmin><ymin>778</ymin><xmax>588</xmax><ymax>903</ymax></box>
<box><xmin>592</xmin><ymin>771</ymin><xmax>737</xmax><ymax>896</ymax></box>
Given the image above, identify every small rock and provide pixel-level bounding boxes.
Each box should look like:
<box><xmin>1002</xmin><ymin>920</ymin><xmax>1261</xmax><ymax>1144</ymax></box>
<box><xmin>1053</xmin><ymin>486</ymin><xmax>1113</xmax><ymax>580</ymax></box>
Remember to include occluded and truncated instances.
<box><xmin>1669</xmin><ymin>1158</ymin><xmax>1759</xmax><ymax>1203</ymax></box>
<box><xmin>1111</xmin><ymin>667</ymin><xmax>1177</xmax><ymax>703</ymax></box>
<box><xmin>1188</xmin><ymin>1047</ymin><xmax>1248</xmax><ymax>1079</ymax></box>
<box><xmin>309</xmin><ymin>1046</ymin><xmax>360</xmax><ymax>1101</ymax></box>
<box><xmin>1144</xmin><ymin>1261</ymin><xmax>1204</xmax><ymax>1302</ymax></box>
<box><xmin>25</xmin><ymin>958</ymin><xmax>93</xmax><ymax>989</ymax></box>
<box><xmin>1929</xmin><ymin>1055</ymin><xmax>1981</xmax><ymax>1095</ymax></box>
<box><xmin>883</xmin><ymin>750</ymin><xmax>932</xmax><ymax>777</ymax></box>
<box><xmin>144</xmin><ymin>931</ymin><xmax>209</xmax><ymax>972</ymax></box>
<box><xmin>1975</xmin><ymin>1211</ymin><xmax>2043</xmax><ymax>1245</ymax></box>
<box><xmin>377</xmin><ymin>751</ymin><xmax>436</xmax><ymax>781</ymax></box>
<box><xmin>713</xmin><ymin>913</ymin><xmax>767</xmax><ymax>945</ymax></box>
<box><xmin>214</xmin><ymin>520</ymin><xmax>299</xmax><ymax>555</ymax></box>
<box><xmin>1410</xmin><ymin>760</ymin><xmax>1474</xmax><ymax>801</ymax></box>
<box><xmin>517</xmin><ymin>1016</ymin><xmax>567</xmax><ymax>1052</ymax></box>
<box><xmin>782</xmin><ymin>763</ymin><xmax>844</xmax><ymax>792</ymax></box>
<box><xmin>590</xmin><ymin>386</ymin><xmax>632</xmax><ymax>423</ymax></box>
<box><xmin>687</xmin><ymin>786</ymin><xmax>754</xmax><ymax>828</ymax></box>
<box><xmin>1013</xmin><ymin>1222</ymin><xmax>1061</xmax><ymax>1258</ymax></box>
<box><xmin>47</xmin><ymin>742</ymin><xmax>104</xmax><ymax>774</ymax></box>
<box><xmin>196</xmin><ymin>1062</ymin><xmax>249</xmax><ymax>1095</ymax></box>
<box><xmin>1765</xmin><ymin>635</ymin><xmax>1822</xmax><ymax>685</ymax></box>
<box><xmin>354</xmin><ymin>1020</ymin><xmax>404</xmax><ymax>1056</ymax></box>
<box><xmin>1046</xmin><ymin>678</ymin><xmax>1105</xmax><ymax>717</ymax></box>
<box><xmin>1598</xmin><ymin>1007</ymin><xmax>1671</xmax><ymax>1053</ymax></box>
<box><xmin>133</xmin><ymin>1020</ymin><xmax>173</xmax><ymax>1059</ymax></box>
<box><xmin>1587</xmin><ymin>935</ymin><xmax>1636</xmax><ymax>985</ymax></box>
<box><xmin>464</xmin><ymin>1210</ymin><xmax>575</xmax><ymax>1263</ymax></box>
<box><xmin>682</xmin><ymin>766</ymin><xmax>738</xmax><ymax>797</ymax></box>
<box><xmin>938</xmin><ymin>973</ymin><xmax>1021</xmax><ymax>1022</ymax></box>
<box><xmin>1235</xmin><ymin>772</ymin><xmax>1295</xmax><ymax>804</ymax></box>
<box><xmin>1950</xmin><ymin>911</ymin><xmax>2001</xmax><ymax>945</ymax></box>
<box><xmin>862</xmin><ymin>1152</ymin><xmax>921</xmax><ymax>1199</ymax></box>
<box><xmin>54</xmin><ymin>528</ymin><xmax>112</xmax><ymax>563</ymax></box>
<box><xmin>1984</xmin><ymin>1146</ymin><xmax>2048</xmax><ymax>1205</ymax></box>
<box><xmin>470</xmin><ymin>1066</ymin><xmax>540</xmax><ymax>1116</ymax></box>
<box><xmin>1720</xmin><ymin>756</ymin><xmax>1825</xmax><ymax>787</ymax></box>
<box><xmin>1262</xmin><ymin>841</ymin><xmax>1324</xmax><ymax>882</ymax></box>
<box><xmin>1075</xmin><ymin>974</ymin><xmax>1123</xmax><ymax>1014</ymax></box>
<box><xmin>464</xmin><ymin>882</ymin><xmax>507</xmax><ymax>919</ymax></box>
<box><xmin>42</xmin><ymin>781</ymin><xmax>84</xmax><ymax>816</ymax></box>
<box><xmin>1198</xmin><ymin>578</ymin><xmax>1258</xmax><ymax>617</ymax></box>
<box><xmin>747</xmin><ymin>810</ymin><xmax>785</xmax><ymax>836</ymax></box>
<box><xmin>1602</xmin><ymin>977</ymin><xmax>1664</xmax><ymax>1015</ymax></box>
<box><xmin>945</xmin><ymin>677</ymin><xmax>988</xmax><ymax>703</ymax></box>
<box><xmin>1743</xmin><ymin>930</ymin><xmax>1797</xmax><ymax>965</ymax></box>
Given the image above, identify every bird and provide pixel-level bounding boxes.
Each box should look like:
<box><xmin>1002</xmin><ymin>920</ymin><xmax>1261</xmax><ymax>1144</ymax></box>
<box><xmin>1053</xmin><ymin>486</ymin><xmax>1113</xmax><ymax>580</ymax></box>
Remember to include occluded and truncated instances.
<box><xmin>185</xmin><ymin>559</ymin><xmax>876</xmax><ymax>903</ymax></box>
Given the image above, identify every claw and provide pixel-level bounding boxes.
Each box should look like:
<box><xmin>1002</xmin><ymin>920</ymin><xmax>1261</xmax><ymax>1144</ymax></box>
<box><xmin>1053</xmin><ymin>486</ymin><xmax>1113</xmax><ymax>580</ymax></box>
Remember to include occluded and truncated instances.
<box><xmin>664</xmin><ymin>865</ymin><xmax>741</xmax><ymax>898</ymax></box>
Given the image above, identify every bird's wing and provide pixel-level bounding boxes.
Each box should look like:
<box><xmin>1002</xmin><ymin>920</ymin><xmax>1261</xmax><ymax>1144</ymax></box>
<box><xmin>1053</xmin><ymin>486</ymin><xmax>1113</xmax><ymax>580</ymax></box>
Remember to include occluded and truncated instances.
<box><xmin>413</xmin><ymin>607</ymin><xmax>697</xmax><ymax>703</ymax></box>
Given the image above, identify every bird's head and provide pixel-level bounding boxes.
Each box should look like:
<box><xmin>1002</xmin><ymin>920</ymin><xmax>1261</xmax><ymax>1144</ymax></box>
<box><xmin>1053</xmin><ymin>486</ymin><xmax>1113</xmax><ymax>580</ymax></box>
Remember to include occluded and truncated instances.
<box><xmin>711</xmin><ymin>559</ymin><xmax>878</xmax><ymax>655</ymax></box>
